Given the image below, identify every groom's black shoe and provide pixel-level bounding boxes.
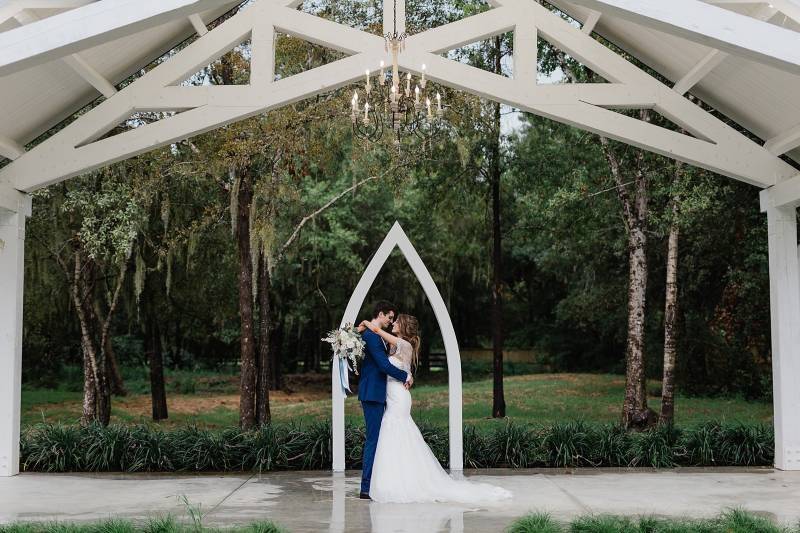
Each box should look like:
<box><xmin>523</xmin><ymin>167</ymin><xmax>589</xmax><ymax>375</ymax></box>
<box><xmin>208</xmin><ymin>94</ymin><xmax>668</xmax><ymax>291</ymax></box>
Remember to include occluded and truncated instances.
<box><xmin>359</xmin><ymin>492</ymin><xmax>372</xmax><ymax>500</ymax></box>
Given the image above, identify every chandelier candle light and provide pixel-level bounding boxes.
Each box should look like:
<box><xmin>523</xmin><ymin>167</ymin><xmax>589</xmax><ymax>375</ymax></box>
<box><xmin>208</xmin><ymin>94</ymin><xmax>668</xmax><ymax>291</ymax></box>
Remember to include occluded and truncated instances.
<box><xmin>350</xmin><ymin>0</ymin><xmax>445</xmax><ymax>147</ymax></box>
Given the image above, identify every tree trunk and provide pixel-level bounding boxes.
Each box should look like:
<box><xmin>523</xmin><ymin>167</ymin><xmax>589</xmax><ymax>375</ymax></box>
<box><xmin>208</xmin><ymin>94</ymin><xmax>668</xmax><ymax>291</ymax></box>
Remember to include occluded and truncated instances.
<box><xmin>104</xmin><ymin>335</ymin><xmax>127</xmax><ymax>397</ymax></box>
<box><xmin>491</xmin><ymin>34</ymin><xmax>506</xmax><ymax>419</ymax></box>
<box><xmin>660</xmin><ymin>167</ymin><xmax>682</xmax><ymax>425</ymax></box>
<box><xmin>599</xmin><ymin>134</ymin><xmax>654</xmax><ymax>429</ymax></box>
<box><xmin>622</xmin><ymin>224</ymin><xmax>650</xmax><ymax>428</ymax></box>
<box><xmin>256</xmin><ymin>249</ymin><xmax>272</xmax><ymax>426</ymax></box>
<box><xmin>235</xmin><ymin>169</ymin><xmax>257</xmax><ymax>430</ymax></box>
<box><xmin>146</xmin><ymin>316</ymin><xmax>168</xmax><ymax>421</ymax></box>
<box><xmin>420</xmin><ymin>333</ymin><xmax>431</xmax><ymax>376</ymax></box>
<box><xmin>71</xmin><ymin>255</ymin><xmax>111</xmax><ymax>426</ymax></box>
<box><xmin>270</xmin><ymin>321</ymin><xmax>283</xmax><ymax>390</ymax></box>
<box><xmin>81</xmin><ymin>345</ymin><xmax>97</xmax><ymax>424</ymax></box>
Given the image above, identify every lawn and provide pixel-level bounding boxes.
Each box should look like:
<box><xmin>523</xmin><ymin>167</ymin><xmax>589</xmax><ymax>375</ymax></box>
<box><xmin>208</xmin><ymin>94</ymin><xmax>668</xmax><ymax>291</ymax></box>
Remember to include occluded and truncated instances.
<box><xmin>21</xmin><ymin>372</ymin><xmax>773</xmax><ymax>430</ymax></box>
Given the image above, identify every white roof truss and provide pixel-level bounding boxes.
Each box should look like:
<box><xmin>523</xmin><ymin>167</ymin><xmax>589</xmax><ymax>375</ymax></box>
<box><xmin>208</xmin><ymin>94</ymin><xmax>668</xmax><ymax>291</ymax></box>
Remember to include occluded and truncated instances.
<box><xmin>0</xmin><ymin>0</ymin><xmax>797</xmax><ymax>192</ymax></box>
<box><xmin>765</xmin><ymin>124</ymin><xmax>800</xmax><ymax>156</ymax></box>
<box><xmin>569</xmin><ymin>0</ymin><xmax>800</xmax><ymax>76</ymax></box>
<box><xmin>10</xmin><ymin>8</ymin><xmax>117</xmax><ymax>98</ymax></box>
<box><xmin>582</xmin><ymin>9</ymin><xmax>601</xmax><ymax>34</ymax></box>
<box><xmin>188</xmin><ymin>13</ymin><xmax>209</xmax><ymax>36</ymax></box>
<box><xmin>0</xmin><ymin>135</ymin><xmax>24</xmax><ymax>161</ymax></box>
<box><xmin>0</xmin><ymin>0</ymin><xmax>228</xmax><ymax>77</ymax></box>
<box><xmin>671</xmin><ymin>4</ymin><xmax>777</xmax><ymax>95</ymax></box>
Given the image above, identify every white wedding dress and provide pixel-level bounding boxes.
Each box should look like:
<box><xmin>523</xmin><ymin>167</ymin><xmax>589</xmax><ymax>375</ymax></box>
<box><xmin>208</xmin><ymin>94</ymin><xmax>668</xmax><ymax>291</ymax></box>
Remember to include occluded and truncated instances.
<box><xmin>369</xmin><ymin>338</ymin><xmax>512</xmax><ymax>504</ymax></box>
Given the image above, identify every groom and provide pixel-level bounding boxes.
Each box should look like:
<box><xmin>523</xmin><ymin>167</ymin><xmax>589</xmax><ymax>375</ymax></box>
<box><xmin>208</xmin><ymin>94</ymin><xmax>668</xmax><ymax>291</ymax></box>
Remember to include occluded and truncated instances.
<box><xmin>358</xmin><ymin>300</ymin><xmax>413</xmax><ymax>499</ymax></box>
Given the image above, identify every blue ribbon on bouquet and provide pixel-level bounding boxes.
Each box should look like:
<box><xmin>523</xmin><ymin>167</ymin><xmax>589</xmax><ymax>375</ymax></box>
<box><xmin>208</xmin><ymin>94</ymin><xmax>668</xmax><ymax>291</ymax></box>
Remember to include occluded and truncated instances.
<box><xmin>338</xmin><ymin>357</ymin><xmax>351</xmax><ymax>396</ymax></box>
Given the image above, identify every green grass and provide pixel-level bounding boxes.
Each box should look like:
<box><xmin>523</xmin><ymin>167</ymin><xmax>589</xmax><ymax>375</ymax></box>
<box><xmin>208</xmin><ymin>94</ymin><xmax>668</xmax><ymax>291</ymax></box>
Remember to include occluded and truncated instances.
<box><xmin>509</xmin><ymin>509</ymin><xmax>796</xmax><ymax>533</ymax></box>
<box><xmin>21</xmin><ymin>373</ymin><xmax>773</xmax><ymax>430</ymax></box>
<box><xmin>0</xmin><ymin>516</ymin><xmax>286</xmax><ymax>533</ymax></box>
<box><xmin>0</xmin><ymin>509</ymin><xmax>790</xmax><ymax>533</ymax></box>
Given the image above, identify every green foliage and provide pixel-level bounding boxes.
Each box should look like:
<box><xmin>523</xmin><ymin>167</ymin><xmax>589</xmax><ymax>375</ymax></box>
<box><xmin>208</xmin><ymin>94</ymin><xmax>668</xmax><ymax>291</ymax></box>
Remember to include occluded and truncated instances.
<box><xmin>507</xmin><ymin>513</ymin><xmax>561</xmax><ymax>533</ymax></box>
<box><xmin>0</xmin><ymin>515</ymin><xmax>287</xmax><ymax>533</ymax></box>
<box><xmin>20</xmin><ymin>0</ymin><xmax>777</xmax><ymax>413</ymax></box>
<box><xmin>19</xmin><ymin>420</ymin><xmax>773</xmax><ymax>473</ymax></box>
<box><xmin>509</xmin><ymin>509</ymin><xmax>793</xmax><ymax>533</ymax></box>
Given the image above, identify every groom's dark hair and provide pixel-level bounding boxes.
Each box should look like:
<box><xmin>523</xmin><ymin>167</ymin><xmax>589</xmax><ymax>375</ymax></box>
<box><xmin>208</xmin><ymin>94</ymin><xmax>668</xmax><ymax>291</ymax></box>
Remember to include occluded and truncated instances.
<box><xmin>372</xmin><ymin>300</ymin><xmax>398</xmax><ymax>319</ymax></box>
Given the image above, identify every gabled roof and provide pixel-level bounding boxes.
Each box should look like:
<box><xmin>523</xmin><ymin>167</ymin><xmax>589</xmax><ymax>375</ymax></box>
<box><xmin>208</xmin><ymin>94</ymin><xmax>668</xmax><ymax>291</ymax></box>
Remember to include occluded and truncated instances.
<box><xmin>550</xmin><ymin>0</ymin><xmax>800</xmax><ymax>167</ymax></box>
<box><xmin>0</xmin><ymin>0</ymin><xmax>241</xmax><ymax>161</ymax></box>
<box><xmin>0</xmin><ymin>0</ymin><xmax>797</xmax><ymax>185</ymax></box>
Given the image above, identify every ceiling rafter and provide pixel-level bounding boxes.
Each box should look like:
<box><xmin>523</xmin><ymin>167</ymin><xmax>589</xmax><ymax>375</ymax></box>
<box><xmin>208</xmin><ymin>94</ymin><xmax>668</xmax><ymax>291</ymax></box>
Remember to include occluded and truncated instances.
<box><xmin>188</xmin><ymin>13</ymin><xmax>208</xmax><ymax>36</ymax></box>
<box><xmin>0</xmin><ymin>135</ymin><xmax>24</xmax><ymax>160</ymax></box>
<box><xmin>0</xmin><ymin>0</ymin><xmax>796</xmax><ymax>193</ymax></box>
<box><xmin>671</xmin><ymin>4</ymin><xmax>776</xmax><ymax>96</ymax></box>
<box><xmin>0</xmin><ymin>0</ymin><xmax>227</xmax><ymax>76</ymax></box>
<box><xmin>569</xmin><ymin>0</ymin><xmax>800</xmax><ymax>75</ymax></box>
<box><xmin>12</xmin><ymin>7</ymin><xmax>118</xmax><ymax>97</ymax></box>
<box><xmin>765</xmin><ymin>123</ymin><xmax>800</xmax><ymax>156</ymax></box>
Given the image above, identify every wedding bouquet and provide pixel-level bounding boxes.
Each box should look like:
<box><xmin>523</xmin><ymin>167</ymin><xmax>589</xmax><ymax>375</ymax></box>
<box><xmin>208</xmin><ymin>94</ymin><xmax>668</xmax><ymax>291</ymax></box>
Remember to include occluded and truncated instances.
<box><xmin>322</xmin><ymin>323</ymin><xmax>365</xmax><ymax>394</ymax></box>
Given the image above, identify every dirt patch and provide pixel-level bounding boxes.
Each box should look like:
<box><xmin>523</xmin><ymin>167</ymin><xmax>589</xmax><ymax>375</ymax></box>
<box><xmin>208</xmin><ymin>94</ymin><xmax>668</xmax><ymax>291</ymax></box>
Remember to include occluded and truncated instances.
<box><xmin>27</xmin><ymin>389</ymin><xmax>331</xmax><ymax>420</ymax></box>
<box><xmin>113</xmin><ymin>390</ymin><xmax>330</xmax><ymax>417</ymax></box>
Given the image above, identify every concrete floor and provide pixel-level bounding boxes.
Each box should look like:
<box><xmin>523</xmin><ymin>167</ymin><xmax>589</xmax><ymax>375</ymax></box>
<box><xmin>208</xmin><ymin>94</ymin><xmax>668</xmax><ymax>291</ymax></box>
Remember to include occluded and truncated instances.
<box><xmin>1</xmin><ymin>468</ymin><xmax>799</xmax><ymax>532</ymax></box>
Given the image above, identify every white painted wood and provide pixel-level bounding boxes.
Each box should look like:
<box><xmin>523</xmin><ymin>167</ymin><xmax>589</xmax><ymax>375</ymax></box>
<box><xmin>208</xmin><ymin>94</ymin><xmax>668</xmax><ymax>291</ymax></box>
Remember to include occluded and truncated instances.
<box><xmin>0</xmin><ymin>184</ymin><xmax>31</xmax><ymax>216</ymax></box>
<box><xmin>333</xmin><ymin>222</ymin><xmax>463</xmax><ymax>472</ymax></box>
<box><xmin>772</xmin><ymin>0</ymin><xmax>800</xmax><ymax>24</ymax></box>
<box><xmin>514</xmin><ymin>23</ymin><xmax>537</xmax><ymax>85</ymax></box>
<box><xmin>765</xmin><ymin>123</ymin><xmax>800</xmax><ymax>156</ymax></box>
<box><xmin>0</xmin><ymin>0</ymin><xmax>93</xmax><ymax>26</ymax></box>
<box><xmin>569</xmin><ymin>0</ymin><xmax>800</xmax><ymax>75</ymax></box>
<box><xmin>0</xmin><ymin>0</ymin><xmax>225</xmax><ymax>76</ymax></box>
<box><xmin>383</xmin><ymin>0</ymin><xmax>405</xmax><ymax>35</ymax></box>
<box><xmin>12</xmin><ymin>8</ymin><xmax>117</xmax><ymax>98</ymax></box>
<box><xmin>0</xmin><ymin>136</ymin><xmax>24</xmax><ymax>160</ymax></box>
<box><xmin>764</xmin><ymin>203</ymin><xmax>800</xmax><ymax>470</ymax></box>
<box><xmin>582</xmin><ymin>10</ymin><xmax>601</xmax><ymax>34</ymax></box>
<box><xmin>250</xmin><ymin>20</ymin><xmax>274</xmax><ymax>88</ymax></box>
<box><xmin>761</xmin><ymin>175</ymin><xmax>800</xmax><ymax>211</ymax></box>
<box><xmin>61</xmin><ymin>54</ymin><xmax>117</xmax><ymax>97</ymax></box>
<box><xmin>0</xmin><ymin>199</ymin><xmax>29</xmax><ymax>477</ymax></box>
<box><xmin>1</xmin><ymin>0</ymin><xmax>796</xmax><ymax>191</ymax></box>
<box><xmin>188</xmin><ymin>13</ymin><xmax>208</xmax><ymax>36</ymax></box>
<box><xmin>672</xmin><ymin>49</ymin><xmax>728</xmax><ymax>95</ymax></box>
<box><xmin>410</xmin><ymin>8</ymin><xmax>516</xmax><ymax>55</ymax></box>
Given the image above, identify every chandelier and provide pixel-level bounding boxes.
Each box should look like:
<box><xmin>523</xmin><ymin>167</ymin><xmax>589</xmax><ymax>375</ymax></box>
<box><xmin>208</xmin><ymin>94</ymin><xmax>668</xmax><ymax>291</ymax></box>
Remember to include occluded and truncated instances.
<box><xmin>349</xmin><ymin>0</ymin><xmax>446</xmax><ymax>147</ymax></box>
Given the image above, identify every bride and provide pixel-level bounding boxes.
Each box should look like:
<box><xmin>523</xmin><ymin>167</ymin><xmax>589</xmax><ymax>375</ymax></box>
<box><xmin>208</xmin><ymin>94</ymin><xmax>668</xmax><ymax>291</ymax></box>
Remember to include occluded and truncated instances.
<box><xmin>358</xmin><ymin>314</ymin><xmax>512</xmax><ymax>504</ymax></box>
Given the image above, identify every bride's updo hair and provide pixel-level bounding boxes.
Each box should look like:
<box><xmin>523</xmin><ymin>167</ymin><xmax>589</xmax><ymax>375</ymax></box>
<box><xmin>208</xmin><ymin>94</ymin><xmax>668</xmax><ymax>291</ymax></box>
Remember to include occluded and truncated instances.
<box><xmin>396</xmin><ymin>314</ymin><xmax>421</xmax><ymax>370</ymax></box>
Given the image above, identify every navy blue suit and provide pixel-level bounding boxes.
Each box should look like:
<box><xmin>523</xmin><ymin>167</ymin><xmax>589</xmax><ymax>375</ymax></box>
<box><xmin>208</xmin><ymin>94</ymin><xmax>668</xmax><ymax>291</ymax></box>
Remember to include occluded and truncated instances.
<box><xmin>359</xmin><ymin>329</ymin><xmax>408</xmax><ymax>494</ymax></box>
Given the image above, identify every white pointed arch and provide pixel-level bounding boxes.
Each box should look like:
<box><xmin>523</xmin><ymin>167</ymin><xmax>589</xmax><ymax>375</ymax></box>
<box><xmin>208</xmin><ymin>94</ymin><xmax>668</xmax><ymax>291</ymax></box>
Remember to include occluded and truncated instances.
<box><xmin>333</xmin><ymin>221</ymin><xmax>463</xmax><ymax>472</ymax></box>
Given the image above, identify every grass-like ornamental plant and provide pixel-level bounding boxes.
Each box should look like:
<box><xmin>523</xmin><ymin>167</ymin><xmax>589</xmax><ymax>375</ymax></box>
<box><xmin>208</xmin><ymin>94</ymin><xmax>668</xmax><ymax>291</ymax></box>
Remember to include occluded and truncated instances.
<box><xmin>508</xmin><ymin>508</ymin><xmax>792</xmax><ymax>533</ymax></box>
<box><xmin>18</xmin><ymin>420</ymin><xmax>774</xmax><ymax>473</ymax></box>
<box><xmin>0</xmin><ymin>515</ymin><xmax>287</xmax><ymax>533</ymax></box>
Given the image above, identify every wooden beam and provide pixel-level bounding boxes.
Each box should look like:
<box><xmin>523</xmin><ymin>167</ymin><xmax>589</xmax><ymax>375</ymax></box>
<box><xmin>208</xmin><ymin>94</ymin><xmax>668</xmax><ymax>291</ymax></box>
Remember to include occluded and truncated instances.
<box><xmin>765</xmin><ymin>123</ymin><xmax>800</xmax><ymax>156</ymax></box>
<box><xmin>582</xmin><ymin>10</ymin><xmax>601</xmax><ymax>34</ymax></box>
<box><xmin>188</xmin><ymin>13</ymin><xmax>208</xmax><ymax>36</ymax></box>
<box><xmin>11</xmin><ymin>8</ymin><xmax>118</xmax><ymax>98</ymax></box>
<box><xmin>0</xmin><ymin>0</ymin><xmax>230</xmax><ymax>76</ymax></box>
<box><xmin>569</xmin><ymin>0</ymin><xmax>800</xmax><ymax>75</ymax></box>
<box><xmin>383</xmin><ymin>0</ymin><xmax>405</xmax><ymax>35</ymax></box>
<box><xmin>1</xmin><ymin>0</ymin><xmax>795</xmax><ymax>193</ymax></box>
<box><xmin>672</xmin><ymin>49</ymin><xmax>728</xmax><ymax>95</ymax></box>
<box><xmin>0</xmin><ymin>136</ymin><xmax>24</xmax><ymax>160</ymax></box>
<box><xmin>61</xmin><ymin>54</ymin><xmax>117</xmax><ymax>98</ymax></box>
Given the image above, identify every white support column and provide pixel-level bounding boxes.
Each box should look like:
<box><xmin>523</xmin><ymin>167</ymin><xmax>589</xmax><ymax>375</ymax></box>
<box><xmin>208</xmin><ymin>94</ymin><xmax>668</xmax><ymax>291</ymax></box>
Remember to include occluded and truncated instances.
<box><xmin>0</xmin><ymin>190</ymin><xmax>31</xmax><ymax>477</ymax></box>
<box><xmin>765</xmin><ymin>202</ymin><xmax>800</xmax><ymax>470</ymax></box>
<box><xmin>383</xmin><ymin>0</ymin><xmax>405</xmax><ymax>35</ymax></box>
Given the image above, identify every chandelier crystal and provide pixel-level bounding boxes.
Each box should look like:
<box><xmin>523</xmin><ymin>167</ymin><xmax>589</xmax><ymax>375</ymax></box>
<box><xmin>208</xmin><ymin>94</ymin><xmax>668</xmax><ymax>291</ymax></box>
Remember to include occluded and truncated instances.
<box><xmin>349</xmin><ymin>0</ymin><xmax>446</xmax><ymax>148</ymax></box>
